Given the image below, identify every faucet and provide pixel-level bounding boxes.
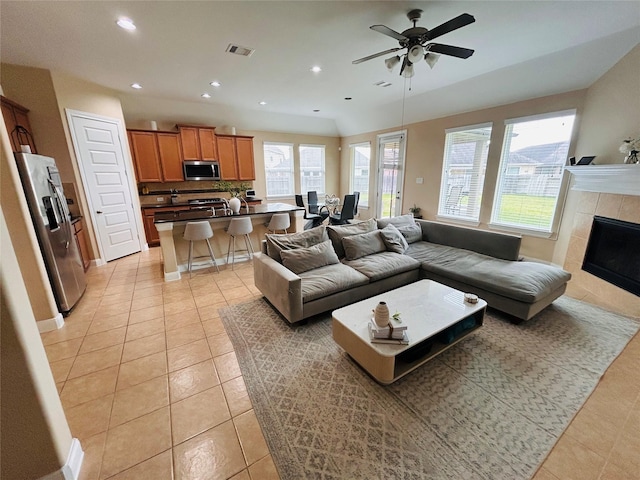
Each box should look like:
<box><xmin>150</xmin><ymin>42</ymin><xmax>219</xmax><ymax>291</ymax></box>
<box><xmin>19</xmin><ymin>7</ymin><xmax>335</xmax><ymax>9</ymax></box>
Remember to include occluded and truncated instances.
<box><xmin>240</xmin><ymin>197</ymin><xmax>250</xmax><ymax>213</ymax></box>
<box><xmin>219</xmin><ymin>198</ymin><xmax>231</xmax><ymax>215</ymax></box>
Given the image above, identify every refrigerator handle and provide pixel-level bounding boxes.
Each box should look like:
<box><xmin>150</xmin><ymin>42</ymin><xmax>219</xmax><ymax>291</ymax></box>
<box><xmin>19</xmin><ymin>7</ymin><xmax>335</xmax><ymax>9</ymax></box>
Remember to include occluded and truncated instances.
<box><xmin>48</xmin><ymin>179</ymin><xmax>72</xmax><ymax>249</ymax></box>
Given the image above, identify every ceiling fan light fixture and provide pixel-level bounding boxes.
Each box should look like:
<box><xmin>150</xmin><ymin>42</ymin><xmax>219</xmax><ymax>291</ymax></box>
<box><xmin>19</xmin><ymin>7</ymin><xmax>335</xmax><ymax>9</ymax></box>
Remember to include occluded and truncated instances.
<box><xmin>407</xmin><ymin>45</ymin><xmax>424</xmax><ymax>64</ymax></box>
<box><xmin>425</xmin><ymin>52</ymin><xmax>440</xmax><ymax>69</ymax></box>
<box><xmin>402</xmin><ymin>63</ymin><xmax>415</xmax><ymax>78</ymax></box>
<box><xmin>385</xmin><ymin>55</ymin><xmax>401</xmax><ymax>72</ymax></box>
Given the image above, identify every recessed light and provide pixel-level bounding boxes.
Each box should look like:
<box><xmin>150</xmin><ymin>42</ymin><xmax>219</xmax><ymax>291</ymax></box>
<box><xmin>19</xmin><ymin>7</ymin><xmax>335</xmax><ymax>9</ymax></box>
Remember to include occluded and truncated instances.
<box><xmin>210</xmin><ymin>81</ymin><xmax>221</xmax><ymax>87</ymax></box>
<box><xmin>201</xmin><ymin>93</ymin><xmax>211</xmax><ymax>98</ymax></box>
<box><xmin>259</xmin><ymin>101</ymin><xmax>267</xmax><ymax>106</ymax></box>
<box><xmin>313</xmin><ymin>109</ymin><xmax>320</xmax><ymax>112</ymax></box>
<box><xmin>311</xmin><ymin>66</ymin><xmax>322</xmax><ymax>73</ymax></box>
<box><xmin>116</xmin><ymin>17</ymin><xmax>136</xmax><ymax>31</ymax></box>
<box><xmin>130</xmin><ymin>83</ymin><xmax>142</xmax><ymax>89</ymax></box>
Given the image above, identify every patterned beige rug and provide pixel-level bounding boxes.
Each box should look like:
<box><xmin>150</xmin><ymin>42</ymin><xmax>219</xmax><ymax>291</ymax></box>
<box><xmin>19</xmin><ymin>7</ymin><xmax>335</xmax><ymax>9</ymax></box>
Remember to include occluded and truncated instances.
<box><xmin>219</xmin><ymin>296</ymin><xmax>638</xmax><ymax>479</ymax></box>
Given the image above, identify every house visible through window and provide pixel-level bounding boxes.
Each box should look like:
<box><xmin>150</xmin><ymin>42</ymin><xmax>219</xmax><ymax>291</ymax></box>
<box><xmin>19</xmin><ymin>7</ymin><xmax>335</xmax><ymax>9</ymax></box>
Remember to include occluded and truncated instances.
<box><xmin>263</xmin><ymin>142</ymin><xmax>294</xmax><ymax>197</ymax></box>
<box><xmin>350</xmin><ymin>142</ymin><xmax>370</xmax><ymax>208</ymax></box>
<box><xmin>490</xmin><ymin>110</ymin><xmax>575</xmax><ymax>234</ymax></box>
<box><xmin>299</xmin><ymin>144</ymin><xmax>325</xmax><ymax>195</ymax></box>
<box><xmin>438</xmin><ymin>123</ymin><xmax>492</xmax><ymax>222</ymax></box>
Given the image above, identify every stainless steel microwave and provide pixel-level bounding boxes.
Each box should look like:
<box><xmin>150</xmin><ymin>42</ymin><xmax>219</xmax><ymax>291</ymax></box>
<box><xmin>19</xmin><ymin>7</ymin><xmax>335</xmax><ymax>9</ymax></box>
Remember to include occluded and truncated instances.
<box><xmin>183</xmin><ymin>161</ymin><xmax>220</xmax><ymax>181</ymax></box>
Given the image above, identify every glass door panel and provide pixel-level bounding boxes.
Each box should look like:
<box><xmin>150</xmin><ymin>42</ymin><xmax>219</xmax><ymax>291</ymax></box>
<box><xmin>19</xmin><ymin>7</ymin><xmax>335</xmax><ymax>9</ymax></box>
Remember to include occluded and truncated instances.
<box><xmin>376</xmin><ymin>132</ymin><xmax>405</xmax><ymax>219</ymax></box>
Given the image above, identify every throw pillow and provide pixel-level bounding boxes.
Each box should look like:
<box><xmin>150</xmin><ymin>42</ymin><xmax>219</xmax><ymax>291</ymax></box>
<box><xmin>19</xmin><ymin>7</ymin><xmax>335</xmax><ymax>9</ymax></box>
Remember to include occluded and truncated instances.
<box><xmin>280</xmin><ymin>240</ymin><xmax>340</xmax><ymax>274</ymax></box>
<box><xmin>327</xmin><ymin>218</ymin><xmax>377</xmax><ymax>258</ymax></box>
<box><xmin>266</xmin><ymin>225</ymin><xmax>328</xmax><ymax>263</ymax></box>
<box><xmin>376</xmin><ymin>213</ymin><xmax>416</xmax><ymax>230</ymax></box>
<box><xmin>380</xmin><ymin>223</ymin><xmax>409</xmax><ymax>253</ymax></box>
<box><xmin>397</xmin><ymin>223</ymin><xmax>423</xmax><ymax>243</ymax></box>
<box><xmin>342</xmin><ymin>230</ymin><xmax>387</xmax><ymax>260</ymax></box>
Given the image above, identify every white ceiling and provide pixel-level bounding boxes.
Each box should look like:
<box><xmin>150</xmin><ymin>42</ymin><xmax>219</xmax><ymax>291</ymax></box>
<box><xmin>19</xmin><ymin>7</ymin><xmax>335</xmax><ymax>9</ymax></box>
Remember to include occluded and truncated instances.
<box><xmin>2</xmin><ymin>1</ymin><xmax>639</xmax><ymax>137</ymax></box>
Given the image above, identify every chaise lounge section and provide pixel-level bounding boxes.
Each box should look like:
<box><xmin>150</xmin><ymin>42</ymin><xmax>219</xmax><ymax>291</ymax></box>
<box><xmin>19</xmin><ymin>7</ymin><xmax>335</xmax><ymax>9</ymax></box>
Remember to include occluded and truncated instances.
<box><xmin>253</xmin><ymin>215</ymin><xmax>571</xmax><ymax>324</ymax></box>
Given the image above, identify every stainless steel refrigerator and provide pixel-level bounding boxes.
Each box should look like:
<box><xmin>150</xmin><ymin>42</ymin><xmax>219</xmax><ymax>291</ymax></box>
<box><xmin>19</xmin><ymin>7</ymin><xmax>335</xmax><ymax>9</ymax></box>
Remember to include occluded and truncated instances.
<box><xmin>15</xmin><ymin>152</ymin><xmax>87</xmax><ymax>314</ymax></box>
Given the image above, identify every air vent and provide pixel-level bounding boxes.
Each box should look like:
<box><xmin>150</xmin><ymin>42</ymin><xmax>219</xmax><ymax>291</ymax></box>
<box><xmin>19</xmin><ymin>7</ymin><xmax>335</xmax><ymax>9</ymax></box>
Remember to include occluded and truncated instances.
<box><xmin>226</xmin><ymin>44</ymin><xmax>255</xmax><ymax>57</ymax></box>
<box><xmin>374</xmin><ymin>81</ymin><xmax>392</xmax><ymax>87</ymax></box>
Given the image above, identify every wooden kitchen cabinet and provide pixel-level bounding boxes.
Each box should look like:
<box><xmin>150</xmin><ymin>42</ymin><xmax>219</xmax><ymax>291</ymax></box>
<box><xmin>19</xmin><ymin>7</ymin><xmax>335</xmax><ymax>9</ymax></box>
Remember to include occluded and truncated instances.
<box><xmin>1</xmin><ymin>96</ymin><xmax>38</xmax><ymax>154</ymax></box>
<box><xmin>73</xmin><ymin>219</ymin><xmax>91</xmax><ymax>271</ymax></box>
<box><xmin>142</xmin><ymin>206</ymin><xmax>190</xmax><ymax>246</ymax></box>
<box><xmin>216</xmin><ymin>134</ymin><xmax>255</xmax><ymax>180</ymax></box>
<box><xmin>128</xmin><ymin>130</ymin><xmax>184</xmax><ymax>182</ymax></box>
<box><xmin>177</xmin><ymin>125</ymin><xmax>218</xmax><ymax>161</ymax></box>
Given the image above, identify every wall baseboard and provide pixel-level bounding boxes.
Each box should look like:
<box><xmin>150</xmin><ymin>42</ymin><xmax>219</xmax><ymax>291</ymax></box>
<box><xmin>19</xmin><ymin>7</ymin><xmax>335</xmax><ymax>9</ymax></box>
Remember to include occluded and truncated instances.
<box><xmin>37</xmin><ymin>312</ymin><xmax>64</xmax><ymax>333</ymax></box>
<box><xmin>39</xmin><ymin>438</ymin><xmax>84</xmax><ymax>480</ymax></box>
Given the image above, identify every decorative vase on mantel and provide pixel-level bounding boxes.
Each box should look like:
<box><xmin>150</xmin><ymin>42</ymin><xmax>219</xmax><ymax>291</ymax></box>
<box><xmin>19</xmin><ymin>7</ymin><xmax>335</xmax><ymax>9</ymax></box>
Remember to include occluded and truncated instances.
<box><xmin>228</xmin><ymin>196</ymin><xmax>241</xmax><ymax>214</ymax></box>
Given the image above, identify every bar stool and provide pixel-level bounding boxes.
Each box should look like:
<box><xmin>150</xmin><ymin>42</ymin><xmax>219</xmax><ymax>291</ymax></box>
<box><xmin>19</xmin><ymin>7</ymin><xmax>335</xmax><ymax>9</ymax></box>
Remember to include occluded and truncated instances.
<box><xmin>226</xmin><ymin>217</ymin><xmax>254</xmax><ymax>269</ymax></box>
<box><xmin>265</xmin><ymin>213</ymin><xmax>290</xmax><ymax>234</ymax></box>
<box><xmin>183</xmin><ymin>221</ymin><xmax>219</xmax><ymax>275</ymax></box>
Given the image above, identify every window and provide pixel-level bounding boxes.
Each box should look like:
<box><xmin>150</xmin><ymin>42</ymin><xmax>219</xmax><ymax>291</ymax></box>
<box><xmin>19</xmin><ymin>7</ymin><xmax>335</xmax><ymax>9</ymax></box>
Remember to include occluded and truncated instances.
<box><xmin>438</xmin><ymin>124</ymin><xmax>491</xmax><ymax>222</ymax></box>
<box><xmin>299</xmin><ymin>145</ymin><xmax>325</xmax><ymax>195</ymax></box>
<box><xmin>491</xmin><ymin>111</ymin><xmax>575</xmax><ymax>234</ymax></box>
<box><xmin>263</xmin><ymin>142</ymin><xmax>294</xmax><ymax>197</ymax></box>
<box><xmin>350</xmin><ymin>142</ymin><xmax>371</xmax><ymax>208</ymax></box>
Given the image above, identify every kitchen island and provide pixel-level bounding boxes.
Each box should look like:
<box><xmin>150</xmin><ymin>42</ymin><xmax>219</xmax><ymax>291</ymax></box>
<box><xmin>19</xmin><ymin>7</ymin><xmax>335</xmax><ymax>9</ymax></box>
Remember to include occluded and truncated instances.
<box><xmin>154</xmin><ymin>203</ymin><xmax>304</xmax><ymax>281</ymax></box>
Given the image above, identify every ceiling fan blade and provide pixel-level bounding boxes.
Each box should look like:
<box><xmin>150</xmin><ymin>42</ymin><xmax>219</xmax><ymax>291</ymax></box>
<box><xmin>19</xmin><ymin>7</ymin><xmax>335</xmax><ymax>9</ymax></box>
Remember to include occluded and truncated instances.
<box><xmin>426</xmin><ymin>43</ymin><xmax>474</xmax><ymax>59</ymax></box>
<box><xmin>352</xmin><ymin>47</ymin><xmax>401</xmax><ymax>65</ymax></box>
<box><xmin>426</xmin><ymin>13</ymin><xmax>475</xmax><ymax>41</ymax></box>
<box><xmin>370</xmin><ymin>25</ymin><xmax>409</xmax><ymax>41</ymax></box>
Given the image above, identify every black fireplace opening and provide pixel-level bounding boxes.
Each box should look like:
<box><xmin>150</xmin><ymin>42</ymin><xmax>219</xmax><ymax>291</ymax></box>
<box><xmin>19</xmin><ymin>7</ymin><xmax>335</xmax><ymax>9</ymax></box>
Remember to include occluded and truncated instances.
<box><xmin>582</xmin><ymin>216</ymin><xmax>640</xmax><ymax>297</ymax></box>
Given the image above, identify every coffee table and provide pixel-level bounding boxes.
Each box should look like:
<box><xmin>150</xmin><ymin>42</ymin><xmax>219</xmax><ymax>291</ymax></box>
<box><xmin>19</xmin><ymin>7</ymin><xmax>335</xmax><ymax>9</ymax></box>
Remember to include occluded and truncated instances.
<box><xmin>332</xmin><ymin>280</ymin><xmax>486</xmax><ymax>384</ymax></box>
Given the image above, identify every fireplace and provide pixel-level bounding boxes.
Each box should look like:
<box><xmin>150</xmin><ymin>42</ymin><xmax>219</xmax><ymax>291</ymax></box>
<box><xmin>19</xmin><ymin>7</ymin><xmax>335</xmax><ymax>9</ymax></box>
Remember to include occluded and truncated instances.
<box><xmin>582</xmin><ymin>216</ymin><xmax>640</xmax><ymax>297</ymax></box>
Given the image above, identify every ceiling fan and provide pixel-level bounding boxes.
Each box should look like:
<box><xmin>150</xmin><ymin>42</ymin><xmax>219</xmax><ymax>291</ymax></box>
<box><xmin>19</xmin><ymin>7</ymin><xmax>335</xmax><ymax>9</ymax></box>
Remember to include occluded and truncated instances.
<box><xmin>353</xmin><ymin>9</ymin><xmax>475</xmax><ymax>78</ymax></box>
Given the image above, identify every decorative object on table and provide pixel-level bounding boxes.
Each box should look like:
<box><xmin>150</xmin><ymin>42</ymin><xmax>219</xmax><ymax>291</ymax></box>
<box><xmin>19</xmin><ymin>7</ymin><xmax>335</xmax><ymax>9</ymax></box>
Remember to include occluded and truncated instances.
<box><xmin>620</xmin><ymin>136</ymin><xmax>640</xmax><ymax>164</ymax></box>
<box><xmin>215</xmin><ymin>180</ymin><xmax>252</xmax><ymax>213</ymax></box>
<box><xmin>464</xmin><ymin>293</ymin><xmax>479</xmax><ymax>304</ymax></box>
<box><xmin>369</xmin><ymin>312</ymin><xmax>409</xmax><ymax>345</ymax></box>
<box><xmin>324</xmin><ymin>194</ymin><xmax>340</xmax><ymax>209</ymax></box>
<box><xmin>409</xmin><ymin>204</ymin><xmax>422</xmax><ymax>218</ymax></box>
<box><xmin>373</xmin><ymin>301</ymin><xmax>390</xmax><ymax>327</ymax></box>
<box><xmin>228</xmin><ymin>196</ymin><xmax>241</xmax><ymax>213</ymax></box>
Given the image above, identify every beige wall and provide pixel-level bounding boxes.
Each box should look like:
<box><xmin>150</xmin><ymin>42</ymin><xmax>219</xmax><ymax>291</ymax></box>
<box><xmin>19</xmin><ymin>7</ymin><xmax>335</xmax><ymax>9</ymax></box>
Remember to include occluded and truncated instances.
<box><xmin>341</xmin><ymin>90</ymin><xmax>588</xmax><ymax>262</ymax></box>
<box><xmin>1</xmin><ymin>204</ymin><xmax>73</xmax><ymax>478</ymax></box>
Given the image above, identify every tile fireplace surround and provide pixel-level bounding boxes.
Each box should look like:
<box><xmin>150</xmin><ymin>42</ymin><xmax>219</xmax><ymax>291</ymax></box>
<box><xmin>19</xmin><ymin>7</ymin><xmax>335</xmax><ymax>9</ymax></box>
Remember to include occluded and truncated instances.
<box><xmin>563</xmin><ymin>165</ymin><xmax>640</xmax><ymax>317</ymax></box>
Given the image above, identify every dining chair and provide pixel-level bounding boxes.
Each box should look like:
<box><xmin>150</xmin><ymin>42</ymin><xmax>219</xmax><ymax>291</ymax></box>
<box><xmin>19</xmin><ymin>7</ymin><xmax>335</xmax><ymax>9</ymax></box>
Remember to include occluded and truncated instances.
<box><xmin>306</xmin><ymin>191</ymin><xmax>329</xmax><ymax>224</ymax></box>
<box><xmin>329</xmin><ymin>194</ymin><xmax>356</xmax><ymax>225</ymax></box>
<box><xmin>295</xmin><ymin>194</ymin><xmax>323</xmax><ymax>229</ymax></box>
<box><xmin>353</xmin><ymin>191</ymin><xmax>360</xmax><ymax>217</ymax></box>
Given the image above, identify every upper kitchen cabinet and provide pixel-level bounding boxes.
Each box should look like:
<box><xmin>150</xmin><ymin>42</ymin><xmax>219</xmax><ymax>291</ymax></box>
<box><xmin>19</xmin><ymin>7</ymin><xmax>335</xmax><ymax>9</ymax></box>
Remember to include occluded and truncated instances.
<box><xmin>1</xmin><ymin>96</ymin><xmax>38</xmax><ymax>154</ymax></box>
<box><xmin>128</xmin><ymin>130</ymin><xmax>184</xmax><ymax>182</ymax></box>
<box><xmin>216</xmin><ymin>134</ymin><xmax>255</xmax><ymax>181</ymax></box>
<box><xmin>178</xmin><ymin>125</ymin><xmax>218</xmax><ymax>161</ymax></box>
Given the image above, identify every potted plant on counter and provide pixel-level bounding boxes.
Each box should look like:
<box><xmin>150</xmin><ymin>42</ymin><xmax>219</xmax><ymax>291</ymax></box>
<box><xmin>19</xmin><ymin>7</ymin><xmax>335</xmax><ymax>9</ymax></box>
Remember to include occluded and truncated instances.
<box><xmin>214</xmin><ymin>181</ymin><xmax>251</xmax><ymax>213</ymax></box>
<box><xmin>409</xmin><ymin>204</ymin><xmax>422</xmax><ymax>219</ymax></box>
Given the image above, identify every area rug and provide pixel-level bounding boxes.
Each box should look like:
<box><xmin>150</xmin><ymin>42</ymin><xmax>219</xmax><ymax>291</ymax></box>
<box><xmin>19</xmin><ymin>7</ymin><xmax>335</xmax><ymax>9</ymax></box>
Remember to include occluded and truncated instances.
<box><xmin>219</xmin><ymin>297</ymin><xmax>638</xmax><ymax>479</ymax></box>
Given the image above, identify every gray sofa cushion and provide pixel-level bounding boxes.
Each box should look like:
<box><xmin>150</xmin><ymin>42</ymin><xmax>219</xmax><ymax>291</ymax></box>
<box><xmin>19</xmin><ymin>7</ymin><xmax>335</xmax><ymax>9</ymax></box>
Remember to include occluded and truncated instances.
<box><xmin>406</xmin><ymin>241</ymin><xmax>571</xmax><ymax>303</ymax></box>
<box><xmin>327</xmin><ymin>218</ymin><xmax>377</xmax><ymax>258</ymax></box>
<box><xmin>376</xmin><ymin>214</ymin><xmax>416</xmax><ymax>229</ymax></box>
<box><xmin>343</xmin><ymin>252</ymin><xmax>420</xmax><ymax>282</ymax></box>
<box><xmin>380</xmin><ymin>224</ymin><xmax>409</xmax><ymax>253</ymax></box>
<box><xmin>342</xmin><ymin>230</ymin><xmax>387</xmax><ymax>260</ymax></box>
<box><xmin>299</xmin><ymin>263</ymin><xmax>370</xmax><ymax>302</ymax></box>
<box><xmin>266</xmin><ymin>225</ymin><xmax>328</xmax><ymax>263</ymax></box>
<box><xmin>397</xmin><ymin>223</ymin><xmax>422</xmax><ymax>243</ymax></box>
<box><xmin>280</xmin><ymin>240</ymin><xmax>339</xmax><ymax>274</ymax></box>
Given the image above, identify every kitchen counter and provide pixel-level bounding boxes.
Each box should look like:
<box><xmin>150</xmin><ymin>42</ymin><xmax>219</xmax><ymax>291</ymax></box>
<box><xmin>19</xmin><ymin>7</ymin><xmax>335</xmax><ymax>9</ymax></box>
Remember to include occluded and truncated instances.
<box><xmin>154</xmin><ymin>203</ymin><xmax>304</xmax><ymax>281</ymax></box>
<box><xmin>142</xmin><ymin>198</ymin><xmax>264</xmax><ymax>209</ymax></box>
<box><xmin>154</xmin><ymin>202</ymin><xmax>301</xmax><ymax>223</ymax></box>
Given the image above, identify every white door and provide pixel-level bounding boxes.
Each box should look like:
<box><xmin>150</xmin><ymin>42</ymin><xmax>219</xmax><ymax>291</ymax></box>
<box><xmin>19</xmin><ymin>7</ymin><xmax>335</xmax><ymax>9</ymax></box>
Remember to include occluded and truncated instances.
<box><xmin>67</xmin><ymin>111</ymin><xmax>141</xmax><ymax>262</ymax></box>
<box><xmin>376</xmin><ymin>131</ymin><xmax>407</xmax><ymax>219</ymax></box>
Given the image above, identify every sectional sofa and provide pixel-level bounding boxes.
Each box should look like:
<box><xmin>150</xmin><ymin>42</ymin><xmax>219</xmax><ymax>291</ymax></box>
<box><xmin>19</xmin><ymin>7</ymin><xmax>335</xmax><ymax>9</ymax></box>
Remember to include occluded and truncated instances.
<box><xmin>253</xmin><ymin>215</ymin><xmax>571</xmax><ymax>324</ymax></box>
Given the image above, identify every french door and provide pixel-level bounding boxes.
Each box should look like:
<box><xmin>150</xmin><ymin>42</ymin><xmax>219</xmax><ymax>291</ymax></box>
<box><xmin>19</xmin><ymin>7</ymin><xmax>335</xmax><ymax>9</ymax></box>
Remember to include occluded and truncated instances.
<box><xmin>376</xmin><ymin>131</ymin><xmax>406</xmax><ymax>219</ymax></box>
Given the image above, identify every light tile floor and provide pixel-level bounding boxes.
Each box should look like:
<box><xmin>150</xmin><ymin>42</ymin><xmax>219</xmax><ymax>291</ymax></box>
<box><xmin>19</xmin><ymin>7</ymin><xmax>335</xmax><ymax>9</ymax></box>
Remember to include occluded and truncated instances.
<box><xmin>43</xmin><ymin>248</ymin><xmax>639</xmax><ymax>479</ymax></box>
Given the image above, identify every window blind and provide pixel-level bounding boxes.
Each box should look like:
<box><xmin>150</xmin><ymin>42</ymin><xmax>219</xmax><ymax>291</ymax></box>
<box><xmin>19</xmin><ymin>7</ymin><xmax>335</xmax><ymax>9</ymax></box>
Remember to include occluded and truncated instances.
<box><xmin>490</xmin><ymin>112</ymin><xmax>575</xmax><ymax>233</ymax></box>
<box><xmin>438</xmin><ymin>124</ymin><xmax>492</xmax><ymax>221</ymax></box>
<box><xmin>350</xmin><ymin>142</ymin><xmax>371</xmax><ymax>207</ymax></box>
<box><xmin>299</xmin><ymin>144</ymin><xmax>325</xmax><ymax>195</ymax></box>
<box><xmin>263</xmin><ymin>142</ymin><xmax>294</xmax><ymax>197</ymax></box>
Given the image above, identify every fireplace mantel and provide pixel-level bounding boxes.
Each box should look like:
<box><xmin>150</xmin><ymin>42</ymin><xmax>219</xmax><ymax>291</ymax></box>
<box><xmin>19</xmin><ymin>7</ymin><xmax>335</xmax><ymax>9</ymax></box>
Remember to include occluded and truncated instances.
<box><xmin>565</xmin><ymin>164</ymin><xmax>640</xmax><ymax>196</ymax></box>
